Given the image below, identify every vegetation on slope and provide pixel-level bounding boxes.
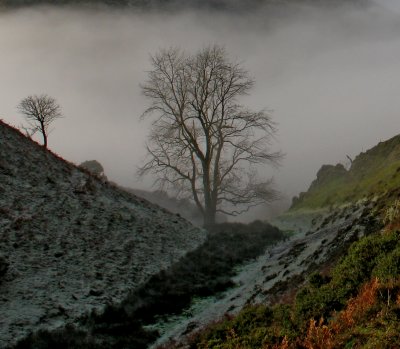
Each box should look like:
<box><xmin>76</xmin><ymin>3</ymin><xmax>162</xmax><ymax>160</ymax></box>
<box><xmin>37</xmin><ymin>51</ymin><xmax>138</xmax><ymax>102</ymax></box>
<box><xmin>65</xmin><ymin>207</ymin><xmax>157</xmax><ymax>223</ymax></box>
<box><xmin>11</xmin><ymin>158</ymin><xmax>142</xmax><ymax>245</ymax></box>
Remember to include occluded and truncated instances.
<box><xmin>13</xmin><ymin>221</ymin><xmax>284</xmax><ymax>349</ymax></box>
<box><xmin>291</xmin><ymin>135</ymin><xmax>400</xmax><ymax>211</ymax></box>
<box><xmin>0</xmin><ymin>119</ymin><xmax>206</xmax><ymax>348</ymax></box>
<box><xmin>185</xmin><ymin>197</ymin><xmax>400</xmax><ymax>349</ymax></box>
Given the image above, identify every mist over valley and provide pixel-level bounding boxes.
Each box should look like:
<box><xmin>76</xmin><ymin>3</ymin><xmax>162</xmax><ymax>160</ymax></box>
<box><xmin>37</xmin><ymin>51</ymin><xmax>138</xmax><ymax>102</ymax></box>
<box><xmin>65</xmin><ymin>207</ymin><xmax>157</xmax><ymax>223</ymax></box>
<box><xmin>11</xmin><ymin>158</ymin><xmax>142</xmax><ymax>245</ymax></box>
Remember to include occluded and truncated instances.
<box><xmin>1</xmin><ymin>0</ymin><xmax>400</xmax><ymax>220</ymax></box>
<box><xmin>2</xmin><ymin>1</ymin><xmax>400</xmax><ymax>348</ymax></box>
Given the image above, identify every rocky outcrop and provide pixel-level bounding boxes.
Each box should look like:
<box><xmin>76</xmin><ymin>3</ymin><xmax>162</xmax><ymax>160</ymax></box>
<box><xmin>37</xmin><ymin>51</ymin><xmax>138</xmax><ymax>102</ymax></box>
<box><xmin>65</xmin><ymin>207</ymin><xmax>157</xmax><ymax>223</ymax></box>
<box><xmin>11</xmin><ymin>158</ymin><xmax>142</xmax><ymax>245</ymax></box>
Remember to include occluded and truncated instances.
<box><xmin>291</xmin><ymin>163</ymin><xmax>349</xmax><ymax>208</ymax></box>
<box><xmin>309</xmin><ymin>164</ymin><xmax>348</xmax><ymax>190</ymax></box>
<box><xmin>290</xmin><ymin>133</ymin><xmax>400</xmax><ymax>211</ymax></box>
<box><xmin>0</xmin><ymin>120</ymin><xmax>206</xmax><ymax>348</ymax></box>
<box><xmin>79</xmin><ymin>159</ymin><xmax>106</xmax><ymax>179</ymax></box>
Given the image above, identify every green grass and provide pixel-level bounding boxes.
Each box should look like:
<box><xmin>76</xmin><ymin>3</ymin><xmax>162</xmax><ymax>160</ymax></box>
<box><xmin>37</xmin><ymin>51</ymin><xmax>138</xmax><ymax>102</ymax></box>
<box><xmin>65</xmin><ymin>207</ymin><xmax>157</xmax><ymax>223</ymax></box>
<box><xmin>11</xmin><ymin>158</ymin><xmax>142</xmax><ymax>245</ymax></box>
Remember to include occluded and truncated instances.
<box><xmin>291</xmin><ymin>134</ymin><xmax>400</xmax><ymax>211</ymax></box>
<box><xmin>188</xmin><ymin>227</ymin><xmax>400</xmax><ymax>349</ymax></box>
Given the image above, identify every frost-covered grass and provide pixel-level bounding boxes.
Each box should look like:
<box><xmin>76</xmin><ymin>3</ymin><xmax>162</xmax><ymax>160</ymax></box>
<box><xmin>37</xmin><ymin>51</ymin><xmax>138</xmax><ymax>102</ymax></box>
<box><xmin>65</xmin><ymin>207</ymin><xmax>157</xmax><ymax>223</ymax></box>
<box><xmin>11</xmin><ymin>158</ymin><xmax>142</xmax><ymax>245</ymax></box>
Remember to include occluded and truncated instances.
<box><xmin>12</xmin><ymin>221</ymin><xmax>284</xmax><ymax>349</ymax></box>
<box><xmin>0</xmin><ymin>120</ymin><xmax>206</xmax><ymax>348</ymax></box>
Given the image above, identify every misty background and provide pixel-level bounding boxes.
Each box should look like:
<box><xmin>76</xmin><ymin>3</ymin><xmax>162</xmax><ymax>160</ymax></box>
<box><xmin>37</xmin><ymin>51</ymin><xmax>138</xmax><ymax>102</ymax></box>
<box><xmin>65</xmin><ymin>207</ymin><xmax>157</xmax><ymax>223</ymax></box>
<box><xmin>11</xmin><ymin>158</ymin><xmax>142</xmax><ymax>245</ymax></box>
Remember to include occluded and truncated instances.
<box><xmin>0</xmin><ymin>0</ymin><xmax>399</xmax><ymax>220</ymax></box>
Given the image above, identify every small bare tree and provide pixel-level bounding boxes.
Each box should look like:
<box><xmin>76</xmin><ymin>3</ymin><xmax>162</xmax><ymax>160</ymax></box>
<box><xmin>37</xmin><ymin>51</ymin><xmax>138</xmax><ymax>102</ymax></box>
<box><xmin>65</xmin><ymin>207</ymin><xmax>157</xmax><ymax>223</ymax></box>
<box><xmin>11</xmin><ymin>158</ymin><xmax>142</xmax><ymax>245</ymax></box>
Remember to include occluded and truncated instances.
<box><xmin>140</xmin><ymin>46</ymin><xmax>282</xmax><ymax>227</ymax></box>
<box><xmin>18</xmin><ymin>94</ymin><xmax>62</xmax><ymax>148</ymax></box>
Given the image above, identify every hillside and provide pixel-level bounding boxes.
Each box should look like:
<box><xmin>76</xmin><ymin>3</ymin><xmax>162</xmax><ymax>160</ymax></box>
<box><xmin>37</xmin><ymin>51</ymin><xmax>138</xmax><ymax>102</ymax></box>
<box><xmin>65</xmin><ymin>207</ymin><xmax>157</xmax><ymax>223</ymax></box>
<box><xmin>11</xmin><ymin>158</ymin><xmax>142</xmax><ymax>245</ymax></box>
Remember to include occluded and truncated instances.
<box><xmin>291</xmin><ymin>134</ymin><xmax>400</xmax><ymax>211</ymax></box>
<box><xmin>0</xmin><ymin>120</ymin><xmax>206</xmax><ymax>348</ymax></box>
<box><xmin>157</xmin><ymin>135</ymin><xmax>400</xmax><ymax>349</ymax></box>
<box><xmin>1</xmin><ymin>124</ymin><xmax>398</xmax><ymax>349</ymax></box>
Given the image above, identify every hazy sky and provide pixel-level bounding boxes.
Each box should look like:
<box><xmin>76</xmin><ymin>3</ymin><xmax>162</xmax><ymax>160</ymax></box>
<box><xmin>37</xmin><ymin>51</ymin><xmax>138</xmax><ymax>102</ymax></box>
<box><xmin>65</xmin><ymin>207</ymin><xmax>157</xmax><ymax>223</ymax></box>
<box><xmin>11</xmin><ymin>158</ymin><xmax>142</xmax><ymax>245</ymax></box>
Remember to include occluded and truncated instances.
<box><xmin>1</xmin><ymin>0</ymin><xmax>399</xmax><ymax>217</ymax></box>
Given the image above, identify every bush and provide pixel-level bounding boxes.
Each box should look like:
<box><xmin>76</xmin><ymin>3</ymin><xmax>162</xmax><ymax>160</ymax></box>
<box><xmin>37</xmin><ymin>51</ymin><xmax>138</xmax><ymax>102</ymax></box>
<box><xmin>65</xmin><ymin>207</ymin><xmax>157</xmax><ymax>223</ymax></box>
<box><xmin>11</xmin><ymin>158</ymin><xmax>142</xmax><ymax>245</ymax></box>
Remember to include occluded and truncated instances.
<box><xmin>14</xmin><ymin>326</ymin><xmax>94</xmax><ymax>349</ymax></box>
<box><xmin>295</xmin><ymin>230</ymin><xmax>400</xmax><ymax>324</ymax></box>
<box><xmin>332</xmin><ymin>230</ymin><xmax>400</xmax><ymax>289</ymax></box>
<box><xmin>373</xmin><ymin>247</ymin><xmax>400</xmax><ymax>282</ymax></box>
<box><xmin>193</xmin><ymin>305</ymin><xmax>274</xmax><ymax>349</ymax></box>
<box><xmin>0</xmin><ymin>254</ymin><xmax>8</xmax><ymax>283</ymax></box>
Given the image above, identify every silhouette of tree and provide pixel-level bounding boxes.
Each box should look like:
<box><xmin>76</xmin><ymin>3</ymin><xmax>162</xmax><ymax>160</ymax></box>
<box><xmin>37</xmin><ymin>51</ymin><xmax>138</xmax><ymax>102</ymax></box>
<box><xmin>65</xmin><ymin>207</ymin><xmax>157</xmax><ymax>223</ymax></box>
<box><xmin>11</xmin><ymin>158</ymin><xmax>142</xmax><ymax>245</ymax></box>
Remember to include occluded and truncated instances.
<box><xmin>18</xmin><ymin>94</ymin><xmax>62</xmax><ymax>148</ymax></box>
<box><xmin>140</xmin><ymin>46</ymin><xmax>281</xmax><ymax>227</ymax></box>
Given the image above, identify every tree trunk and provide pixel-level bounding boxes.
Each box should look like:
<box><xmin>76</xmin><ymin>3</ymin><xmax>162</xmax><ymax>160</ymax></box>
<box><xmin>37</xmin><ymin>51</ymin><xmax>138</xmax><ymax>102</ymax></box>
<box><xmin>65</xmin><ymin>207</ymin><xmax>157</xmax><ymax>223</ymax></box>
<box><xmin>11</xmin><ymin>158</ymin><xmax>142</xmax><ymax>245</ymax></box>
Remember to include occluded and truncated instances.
<box><xmin>203</xmin><ymin>207</ymin><xmax>216</xmax><ymax>229</ymax></box>
<box><xmin>42</xmin><ymin>134</ymin><xmax>47</xmax><ymax>148</ymax></box>
<box><xmin>40</xmin><ymin>122</ymin><xmax>47</xmax><ymax>148</ymax></box>
<box><xmin>203</xmin><ymin>194</ymin><xmax>217</xmax><ymax>229</ymax></box>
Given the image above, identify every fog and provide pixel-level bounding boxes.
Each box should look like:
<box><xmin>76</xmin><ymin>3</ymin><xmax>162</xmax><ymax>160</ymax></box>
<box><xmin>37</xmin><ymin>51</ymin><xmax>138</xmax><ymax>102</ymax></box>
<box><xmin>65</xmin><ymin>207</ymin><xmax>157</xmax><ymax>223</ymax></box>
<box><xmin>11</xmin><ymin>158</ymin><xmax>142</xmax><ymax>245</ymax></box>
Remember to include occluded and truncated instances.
<box><xmin>1</xmin><ymin>1</ymin><xmax>399</xmax><ymax>219</ymax></box>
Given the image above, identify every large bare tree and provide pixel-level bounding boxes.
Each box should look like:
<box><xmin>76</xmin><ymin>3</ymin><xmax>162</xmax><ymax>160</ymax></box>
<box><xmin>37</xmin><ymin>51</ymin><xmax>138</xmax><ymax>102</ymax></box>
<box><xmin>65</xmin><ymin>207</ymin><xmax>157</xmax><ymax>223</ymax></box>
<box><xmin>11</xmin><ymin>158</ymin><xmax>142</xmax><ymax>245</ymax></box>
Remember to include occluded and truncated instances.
<box><xmin>140</xmin><ymin>46</ymin><xmax>281</xmax><ymax>227</ymax></box>
<box><xmin>18</xmin><ymin>94</ymin><xmax>62</xmax><ymax>148</ymax></box>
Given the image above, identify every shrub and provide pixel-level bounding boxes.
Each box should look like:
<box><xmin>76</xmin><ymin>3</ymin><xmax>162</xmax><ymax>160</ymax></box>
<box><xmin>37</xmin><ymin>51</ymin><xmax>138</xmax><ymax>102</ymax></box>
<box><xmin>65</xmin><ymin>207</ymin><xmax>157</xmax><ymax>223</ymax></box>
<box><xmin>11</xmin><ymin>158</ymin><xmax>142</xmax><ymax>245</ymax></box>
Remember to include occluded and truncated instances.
<box><xmin>14</xmin><ymin>326</ymin><xmax>95</xmax><ymax>349</ymax></box>
<box><xmin>0</xmin><ymin>254</ymin><xmax>8</xmax><ymax>283</ymax></box>
<box><xmin>332</xmin><ymin>230</ymin><xmax>400</xmax><ymax>290</ymax></box>
<box><xmin>383</xmin><ymin>199</ymin><xmax>400</xmax><ymax>226</ymax></box>
<box><xmin>373</xmin><ymin>247</ymin><xmax>400</xmax><ymax>282</ymax></box>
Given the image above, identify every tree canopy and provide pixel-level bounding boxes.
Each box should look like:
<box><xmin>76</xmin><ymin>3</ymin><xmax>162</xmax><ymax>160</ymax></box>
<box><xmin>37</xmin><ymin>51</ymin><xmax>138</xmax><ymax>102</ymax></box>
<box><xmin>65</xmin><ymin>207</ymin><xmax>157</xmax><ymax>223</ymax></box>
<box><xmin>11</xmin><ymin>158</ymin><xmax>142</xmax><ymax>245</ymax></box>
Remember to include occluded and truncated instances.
<box><xmin>139</xmin><ymin>46</ymin><xmax>281</xmax><ymax>227</ymax></box>
<box><xmin>18</xmin><ymin>94</ymin><xmax>62</xmax><ymax>148</ymax></box>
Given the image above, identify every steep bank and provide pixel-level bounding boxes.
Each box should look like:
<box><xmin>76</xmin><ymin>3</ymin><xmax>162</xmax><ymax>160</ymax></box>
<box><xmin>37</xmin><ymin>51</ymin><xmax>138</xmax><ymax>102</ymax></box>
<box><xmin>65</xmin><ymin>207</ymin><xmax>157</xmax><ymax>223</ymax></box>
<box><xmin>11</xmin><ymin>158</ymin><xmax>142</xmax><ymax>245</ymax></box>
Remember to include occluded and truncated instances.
<box><xmin>0</xmin><ymin>120</ymin><xmax>206</xmax><ymax>348</ymax></box>
<box><xmin>153</xmin><ymin>199</ymin><xmax>380</xmax><ymax>347</ymax></box>
<box><xmin>183</xmin><ymin>190</ymin><xmax>400</xmax><ymax>348</ymax></box>
<box><xmin>161</xmin><ymin>133</ymin><xmax>400</xmax><ymax>348</ymax></box>
<box><xmin>153</xmin><ymin>133</ymin><xmax>400</xmax><ymax>347</ymax></box>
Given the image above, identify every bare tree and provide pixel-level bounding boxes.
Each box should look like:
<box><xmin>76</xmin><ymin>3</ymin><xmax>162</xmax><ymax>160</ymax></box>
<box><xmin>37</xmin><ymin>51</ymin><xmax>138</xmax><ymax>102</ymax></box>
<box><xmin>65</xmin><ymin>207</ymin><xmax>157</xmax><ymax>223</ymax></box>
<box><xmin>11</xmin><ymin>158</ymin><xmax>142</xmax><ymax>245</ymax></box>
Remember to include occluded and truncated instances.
<box><xmin>140</xmin><ymin>46</ymin><xmax>282</xmax><ymax>227</ymax></box>
<box><xmin>18</xmin><ymin>94</ymin><xmax>62</xmax><ymax>148</ymax></box>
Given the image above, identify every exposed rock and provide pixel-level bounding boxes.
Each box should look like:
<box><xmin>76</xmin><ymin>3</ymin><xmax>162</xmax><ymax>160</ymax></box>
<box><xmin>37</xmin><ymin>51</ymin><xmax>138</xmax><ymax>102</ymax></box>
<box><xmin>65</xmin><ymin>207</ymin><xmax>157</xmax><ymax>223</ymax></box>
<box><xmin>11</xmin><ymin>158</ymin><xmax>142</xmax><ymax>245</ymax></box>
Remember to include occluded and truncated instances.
<box><xmin>79</xmin><ymin>159</ymin><xmax>107</xmax><ymax>181</ymax></box>
<box><xmin>290</xmin><ymin>133</ymin><xmax>400</xmax><ymax>210</ymax></box>
<box><xmin>309</xmin><ymin>163</ymin><xmax>348</xmax><ymax>190</ymax></box>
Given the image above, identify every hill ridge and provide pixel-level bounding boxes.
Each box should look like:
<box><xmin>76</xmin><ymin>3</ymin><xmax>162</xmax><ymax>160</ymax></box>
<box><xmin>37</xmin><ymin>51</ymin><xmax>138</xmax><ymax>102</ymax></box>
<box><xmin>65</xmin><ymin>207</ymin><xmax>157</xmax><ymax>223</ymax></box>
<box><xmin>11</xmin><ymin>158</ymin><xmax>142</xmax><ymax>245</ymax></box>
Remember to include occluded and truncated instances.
<box><xmin>291</xmin><ymin>133</ymin><xmax>400</xmax><ymax>210</ymax></box>
<box><xmin>0</xmin><ymin>119</ymin><xmax>206</xmax><ymax>347</ymax></box>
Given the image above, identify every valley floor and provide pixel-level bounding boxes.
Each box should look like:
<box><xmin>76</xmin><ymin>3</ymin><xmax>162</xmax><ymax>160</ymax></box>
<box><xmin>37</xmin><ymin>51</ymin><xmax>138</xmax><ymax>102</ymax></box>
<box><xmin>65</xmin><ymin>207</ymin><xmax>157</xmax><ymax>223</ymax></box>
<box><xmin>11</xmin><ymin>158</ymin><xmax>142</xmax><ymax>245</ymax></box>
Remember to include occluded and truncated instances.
<box><xmin>152</xmin><ymin>201</ymin><xmax>375</xmax><ymax>347</ymax></box>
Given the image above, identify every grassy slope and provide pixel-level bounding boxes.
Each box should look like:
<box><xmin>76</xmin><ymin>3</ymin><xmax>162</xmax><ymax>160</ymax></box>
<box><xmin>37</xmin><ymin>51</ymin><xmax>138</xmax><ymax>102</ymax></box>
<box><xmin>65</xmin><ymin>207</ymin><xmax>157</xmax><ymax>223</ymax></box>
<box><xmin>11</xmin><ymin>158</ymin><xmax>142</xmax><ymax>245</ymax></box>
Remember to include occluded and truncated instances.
<box><xmin>180</xmin><ymin>135</ymin><xmax>400</xmax><ymax>349</ymax></box>
<box><xmin>188</xmin><ymin>196</ymin><xmax>400</xmax><ymax>349</ymax></box>
<box><xmin>291</xmin><ymin>134</ymin><xmax>400</xmax><ymax>211</ymax></box>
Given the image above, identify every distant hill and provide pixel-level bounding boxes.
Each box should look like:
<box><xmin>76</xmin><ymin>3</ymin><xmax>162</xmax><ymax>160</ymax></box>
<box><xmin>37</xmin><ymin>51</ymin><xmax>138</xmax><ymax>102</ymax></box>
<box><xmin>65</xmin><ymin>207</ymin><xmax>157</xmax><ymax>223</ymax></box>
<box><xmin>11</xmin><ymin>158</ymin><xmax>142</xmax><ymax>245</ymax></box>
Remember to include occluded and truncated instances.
<box><xmin>128</xmin><ymin>189</ymin><xmax>203</xmax><ymax>225</ymax></box>
<box><xmin>0</xmin><ymin>120</ymin><xmax>205</xmax><ymax>348</ymax></box>
<box><xmin>291</xmin><ymin>134</ymin><xmax>400</xmax><ymax>210</ymax></box>
<box><xmin>0</xmin><ymin>0</ymin><xmax>370</xmax><ymax>10</ymax></box>
<box><xmin>127</xmin><ymin>188</ymin><xmax>227</xmax><ymax>226</ymax></box>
